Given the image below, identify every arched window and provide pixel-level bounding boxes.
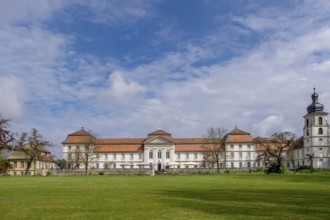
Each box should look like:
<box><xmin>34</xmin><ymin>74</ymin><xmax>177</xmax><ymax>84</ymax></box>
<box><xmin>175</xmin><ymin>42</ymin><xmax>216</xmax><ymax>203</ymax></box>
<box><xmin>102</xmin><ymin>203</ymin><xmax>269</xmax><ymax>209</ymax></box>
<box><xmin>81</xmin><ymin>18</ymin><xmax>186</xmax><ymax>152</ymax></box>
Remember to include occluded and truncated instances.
<box><xmin>319</xmin><ymin>128</ymin><xmax>323</xmax><ymax>135</ymax></box>
<box><xmin>306</xmin><ymin>129</ymin><xmax>309</xmax><ymax>136</ymax></box>
<box><xmin>319</xmin><ymin>117</ymin><xmax>323</xmax><ymax>125</ymax></box>
<box><xmin>306</xmin><ymin>119</ymin><xmax>309</xmax><ymax>127</ymax></box>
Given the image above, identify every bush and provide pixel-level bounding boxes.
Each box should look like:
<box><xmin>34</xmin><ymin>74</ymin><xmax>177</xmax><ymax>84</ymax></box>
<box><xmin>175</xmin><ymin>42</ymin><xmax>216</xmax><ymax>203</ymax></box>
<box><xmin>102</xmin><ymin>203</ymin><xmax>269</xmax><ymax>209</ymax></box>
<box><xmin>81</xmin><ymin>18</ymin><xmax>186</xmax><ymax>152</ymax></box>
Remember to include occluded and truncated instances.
<box><xmin>98</xmin><ymin>171</ymin><xmax>104</xmax><ymax>175</ymax></box>
<box><xmin>224</xmin><ymin>170</ymin><xmax>230</xmax><ymax>173</ymax></box>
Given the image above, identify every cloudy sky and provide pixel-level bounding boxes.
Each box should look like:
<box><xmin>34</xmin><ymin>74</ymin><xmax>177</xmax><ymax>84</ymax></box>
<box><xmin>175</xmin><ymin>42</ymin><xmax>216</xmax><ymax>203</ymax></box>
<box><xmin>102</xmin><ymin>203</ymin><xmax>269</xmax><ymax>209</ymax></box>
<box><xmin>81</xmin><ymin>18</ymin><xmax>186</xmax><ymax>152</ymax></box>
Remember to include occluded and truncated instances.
<box><xmin>1</xmin><ymin>0</ymin><xmax>330</xmax><ymax>157</ymax></box>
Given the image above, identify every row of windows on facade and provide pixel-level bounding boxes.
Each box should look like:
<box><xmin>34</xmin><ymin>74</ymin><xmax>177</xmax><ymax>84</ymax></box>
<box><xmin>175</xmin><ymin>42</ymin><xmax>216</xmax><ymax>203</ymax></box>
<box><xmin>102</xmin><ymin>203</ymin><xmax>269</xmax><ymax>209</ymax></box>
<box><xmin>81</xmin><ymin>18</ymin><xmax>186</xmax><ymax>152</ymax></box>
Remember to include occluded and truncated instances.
<box><xmin>294</xmin><ymin>158</ymin><xmax>325</xmax><ymax>167</ymax></box>
<box><xmin>91</xmin><ymin>162</ymin><xmax>258</xmax><ymax>169</ymax></box>
<box><xmin>67</xmin><ymin>144</ymin><xmax>252</xmax><ymax>151</ymax></box>
<box><xmin>306</xmin><ymin>128</ymin><xmax>324</xmax><ymax>136</ymax></box>
<box><xmin>306</xmin><ymin>117</ymin><xmax>324</xmax><ymax>127</ymax></box>
<box><xmin>296</xmin><ymin>147</ymin><xmax>324</xmax><ymax>157</ymax></box>
<box><xmin>67</xmin><ymin>145</ymin><xmax>90</xmax><ymax>151</ymax></box>
<box><xmin>67</xmin><ymin>151</ymin><xmax>255</xmax><ymax>161</ymax></box>
<box><xmin>229</xmin><ymin>144</ymin><xmax>251</xmax><ymax>149</ymax></box>
<box><xmin>11</xmin><ymin>161</ymin><xmax>48</xmax><ymax>169</ymax></box>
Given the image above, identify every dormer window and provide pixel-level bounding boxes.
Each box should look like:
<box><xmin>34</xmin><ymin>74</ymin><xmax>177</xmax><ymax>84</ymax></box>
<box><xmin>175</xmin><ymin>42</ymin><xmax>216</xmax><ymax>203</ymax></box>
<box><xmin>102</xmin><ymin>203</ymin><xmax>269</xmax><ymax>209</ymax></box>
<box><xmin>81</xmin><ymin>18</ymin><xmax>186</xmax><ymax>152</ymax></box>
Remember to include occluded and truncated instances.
<box><xmin>319</xmin><ymin>117</ymin><xmax>323</xmax><ymax>125</ymax></box>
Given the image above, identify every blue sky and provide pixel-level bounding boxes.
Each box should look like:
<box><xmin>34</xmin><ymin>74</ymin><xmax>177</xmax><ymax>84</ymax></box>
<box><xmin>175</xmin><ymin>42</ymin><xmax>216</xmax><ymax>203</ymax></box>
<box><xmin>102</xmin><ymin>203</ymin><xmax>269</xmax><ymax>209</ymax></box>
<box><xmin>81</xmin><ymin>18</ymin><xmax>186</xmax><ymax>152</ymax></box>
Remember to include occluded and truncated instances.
<box><xmin>1</xmin><ymin>0</ymin><xmax>330</xmax><ymax>157</ymax></box>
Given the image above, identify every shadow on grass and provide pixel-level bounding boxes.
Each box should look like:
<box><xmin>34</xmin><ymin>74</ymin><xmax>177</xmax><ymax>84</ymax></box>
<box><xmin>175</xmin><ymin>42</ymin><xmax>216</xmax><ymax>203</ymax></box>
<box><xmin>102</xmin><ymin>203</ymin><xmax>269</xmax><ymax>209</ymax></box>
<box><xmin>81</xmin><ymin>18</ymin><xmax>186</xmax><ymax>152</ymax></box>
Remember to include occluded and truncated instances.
<box><xmin>157</xmin><ymin>188</ymin><xmax>330</xmax><ymax>219</ymax></box>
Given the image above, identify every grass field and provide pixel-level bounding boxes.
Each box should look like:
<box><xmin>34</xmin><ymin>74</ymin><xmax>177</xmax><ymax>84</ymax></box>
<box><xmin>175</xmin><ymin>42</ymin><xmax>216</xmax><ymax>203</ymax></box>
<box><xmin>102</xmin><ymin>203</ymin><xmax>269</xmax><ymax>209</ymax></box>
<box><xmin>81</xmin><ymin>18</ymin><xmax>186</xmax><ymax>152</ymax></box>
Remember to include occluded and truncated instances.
<box><xmin>0</xmin><ymin>173</ymin><xmax>330</xmax><ymax>220</ymax></box>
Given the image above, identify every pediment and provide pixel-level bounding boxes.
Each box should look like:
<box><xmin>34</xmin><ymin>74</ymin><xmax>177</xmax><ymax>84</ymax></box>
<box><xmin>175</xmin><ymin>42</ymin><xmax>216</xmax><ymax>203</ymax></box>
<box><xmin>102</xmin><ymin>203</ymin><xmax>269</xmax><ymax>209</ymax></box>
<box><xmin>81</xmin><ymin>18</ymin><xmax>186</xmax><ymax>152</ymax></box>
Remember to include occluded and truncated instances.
<box><xmin>144</xmin><ymin>136</ymin><xmax>174</xmax><ymax>144</ymax></box>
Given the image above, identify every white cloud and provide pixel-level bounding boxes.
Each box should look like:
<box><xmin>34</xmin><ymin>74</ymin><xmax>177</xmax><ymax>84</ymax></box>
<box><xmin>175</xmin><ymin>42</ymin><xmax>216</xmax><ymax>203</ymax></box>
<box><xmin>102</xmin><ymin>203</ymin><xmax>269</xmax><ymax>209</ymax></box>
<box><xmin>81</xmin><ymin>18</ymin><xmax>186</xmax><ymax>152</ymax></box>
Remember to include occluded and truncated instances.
<box><xmin>76</xmin><ymin>0</ymin><xmax>157</xmax><ymax>26</ymax></box>
<box><xmin>100</xmin><ymin>71</ymin><xmax>146</xmax><ymax>105</ymax></box>
<box><xmin>0</xmin><ymin>0</ymin><xmax>67</xmax><ymax>24</ymax></box>
<box><xmin>0</xmin><ymin>75</ymin><xmax>28</xmax><ymax>119</ymax></box>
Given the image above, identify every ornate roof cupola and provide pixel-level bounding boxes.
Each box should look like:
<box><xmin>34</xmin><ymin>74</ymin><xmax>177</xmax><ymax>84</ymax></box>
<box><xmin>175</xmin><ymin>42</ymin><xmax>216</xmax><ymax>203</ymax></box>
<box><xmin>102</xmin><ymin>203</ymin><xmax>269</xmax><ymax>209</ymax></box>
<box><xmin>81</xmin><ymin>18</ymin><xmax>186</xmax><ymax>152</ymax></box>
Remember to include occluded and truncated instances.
<box><xmin>307</xmin><ymin>87</ymin><xmax>324</xmax><ymax>114</ymax></box>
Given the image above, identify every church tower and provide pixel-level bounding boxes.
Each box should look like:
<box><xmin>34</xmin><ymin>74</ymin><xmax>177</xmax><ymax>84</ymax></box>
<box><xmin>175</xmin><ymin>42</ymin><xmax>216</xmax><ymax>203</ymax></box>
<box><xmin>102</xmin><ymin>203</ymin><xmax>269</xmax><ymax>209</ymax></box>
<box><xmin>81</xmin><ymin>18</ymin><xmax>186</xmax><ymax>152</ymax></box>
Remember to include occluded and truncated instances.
<box><xmin>303</xmin><ymin>88</ymin><xmax>329</xmax><ymax>168</ymax></box>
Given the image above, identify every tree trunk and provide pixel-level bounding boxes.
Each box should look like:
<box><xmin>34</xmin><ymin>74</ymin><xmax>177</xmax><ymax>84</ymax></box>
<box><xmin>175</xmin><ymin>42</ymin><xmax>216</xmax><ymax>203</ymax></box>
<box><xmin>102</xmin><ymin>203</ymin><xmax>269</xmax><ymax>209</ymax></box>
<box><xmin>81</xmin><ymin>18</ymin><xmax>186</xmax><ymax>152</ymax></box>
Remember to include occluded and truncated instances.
<box><xmin>25</xmin><ymin>161</ymin><xmax>32</xmax><ymax>175</ymax></box>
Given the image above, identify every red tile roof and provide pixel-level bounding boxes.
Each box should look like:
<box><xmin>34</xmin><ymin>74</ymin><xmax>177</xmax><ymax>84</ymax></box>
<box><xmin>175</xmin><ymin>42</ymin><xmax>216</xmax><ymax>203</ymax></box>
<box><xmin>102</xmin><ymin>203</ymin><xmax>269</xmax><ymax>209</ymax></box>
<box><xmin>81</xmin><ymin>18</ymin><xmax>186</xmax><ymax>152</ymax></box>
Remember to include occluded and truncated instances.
<box><xmin>225</xmin><ymin>127</ymin><xmax>253</xmax><ymax>143</ymax></box>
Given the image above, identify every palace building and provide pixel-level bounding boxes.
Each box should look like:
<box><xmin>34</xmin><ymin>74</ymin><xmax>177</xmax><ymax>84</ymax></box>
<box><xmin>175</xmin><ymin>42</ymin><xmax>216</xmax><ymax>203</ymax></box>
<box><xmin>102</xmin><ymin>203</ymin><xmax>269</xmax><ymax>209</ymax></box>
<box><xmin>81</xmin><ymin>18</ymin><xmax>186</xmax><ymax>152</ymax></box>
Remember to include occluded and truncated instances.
<box><xmin>62</xmin><ymin>89</ymin><xmax>330</xmax><ymax>171</ymax></box>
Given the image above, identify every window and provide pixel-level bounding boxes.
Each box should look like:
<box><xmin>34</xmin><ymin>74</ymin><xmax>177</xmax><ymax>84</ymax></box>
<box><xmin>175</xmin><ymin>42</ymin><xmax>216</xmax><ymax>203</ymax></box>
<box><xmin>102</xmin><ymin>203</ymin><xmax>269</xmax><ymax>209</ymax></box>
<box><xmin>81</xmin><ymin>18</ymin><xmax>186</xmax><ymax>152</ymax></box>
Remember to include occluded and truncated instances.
<box><xmin>149</xmin><ymin>151</ymin><xmax>153</xmax><ymax>159</ymax></box>
<box><xmin>194</xmin><ymin>153</ymin><xmax>197</xmax><ymax>160</ymax></box>
<box><xmin>239</xmin><ymin>152</ymin><xmax>242</xmax><ymax>159</ymax></box>
<box><xmin>230</xmin><ymin>144</ymin><xmax>234</xmax><ymax>149</ymax></box>
<box><xmin>186</xmin><ymin>153</ymin><xmax>189</xmax><ymax>160</ymax></box>
<box><xmin>239</xmin><ymin>144</ymin><xmax>242</xmax><ymax>149</ymax></box>
<box><xmin>319</xmin><ymin>128</ymin><xmax>323</xmax><ymax>135</ymax></box>
<box><xmin>68</xmin><ymin>145</ymin><xmax>71</xmax><ymax>150</ymax></box>
<box><xmin>105</xmin><ymin>154</ymin><xmax>108</xmax><ymax>160</ymax></box>
<box><xmin>306</xmin><ymin>119</ymin><xmax>309</xmax><ymax>127</ymax></box>
<box><xmin>121</xmin><ymin>154</ymin><xmax>125</xmax><ymax>160</ymax></box>
<box><xmin>96</xmin><ymin>163</ymin><xmax>99</xmax><ymax>169</ymax></box>
<box><xmin>113</xmin><ymin>154</ymin><xmax>116</xmax><ymax>160</ymax></box>
<box><xmin>139</xmin><ymin>153</ymin><xmax>143</xmax><ymax>160</ymax></box>
<box><xmin>239</xmin><ymin>162</ymin><xmax>242</xmax><ymax>168</ymax></box>
<box><xmin>247</xmin><ymin>144</ymin><xmax>251</xmax><ymax>149</ymax></box>
<box><xmin>320</xmin><ymin>158</ymin><xmax>324</xmax><ymax>162</ymax></box>
<box><xmin>319</xmin><ymin>147</ymin><xmax>323</xmax><ymax>151</ymax></box>
<box><xmin>130</xmin><ymin>153</ymin><xmax>133</xmax><ymax>160</ymax></box>
<box><xmin>319</xmin><ymin>138</ymin><xmax>323</xmax><ymax>142</ymax></box>
<box><xmin>68</xmin><ymin>153</ymin><xmax>72</xmax><ymax>160</ymax></box>
<box><xmin>247</xmin><ymin>152</ymin><xmax>251</xmax><ymax>159</ymax></box>
<box><xmin>177</xmin><ymin>153</ymin><xmax>181</xmax><ymax>160</ymax></box>
<box><xmin>76</xmin><ymin>145</ymin><xmax>80</xmax><ymax>150</ymax></box>
<box><xmin>14</xmin><ymin>161</ymin><xmax>17</xmax><ymax>168</ymax></box>
<box><xmin>306</xmin><ymin>129</ymin><xmax>309</xmax><ymax>136</ymax></box>
<box><xmin>231</xmin><ymin>152</ymin><xmax>234</xmax><ymax>158</ymax></box>
<box><xmin>231</xmin><ymin>162</ymin><xmax>234</xmax><ymax>168</ymax></box>
<box><xmin>319</xmin><ymin>117</ymin><xmax>323</xmax><ymax>125</ymax></box>
<box><xmin>96</xmin><ymin>154</ymin><xmax>99</xmax><ymax>159</ymax></box>
<box><xmin>20</xmin><ymin>162</ymin><xmax>24</xmax><ymax>168</ymax></box>
<box><xmin>158</xmin><ymin>151</ymin><xmax>161</xmax><ymax>159</ymax></box>
<box><xmin>166</xmin><ymin>151</ymin><xmax>170</xmax><ymax>159</ymax></box>
<box><xmin>247</xmin><ymin>162</ymin><xmax>251</xmax><ymax>168</ymax></box>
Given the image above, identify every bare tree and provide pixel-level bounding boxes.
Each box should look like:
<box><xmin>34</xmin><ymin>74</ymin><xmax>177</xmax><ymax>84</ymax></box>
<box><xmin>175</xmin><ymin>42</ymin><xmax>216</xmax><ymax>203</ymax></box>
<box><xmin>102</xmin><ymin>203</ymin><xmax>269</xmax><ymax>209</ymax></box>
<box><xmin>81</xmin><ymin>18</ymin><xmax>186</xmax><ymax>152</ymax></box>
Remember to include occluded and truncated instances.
<box><xmin>306</xmin><ymin>152</ymin><xmax>315</xmax><ymax>173</ymax></box>
<box><xmin>76</xmin><ymin>133</ymin><xmax>96</xmax><ymax>175</ymax></box>
<box><xmin>287</xmin><ymin>137</ymin><xmax>303</xmax><ymax>174</ymax></box>
<box><xmin>254</xmin><ymin>132</ymin><xmax>296</xmax><ymax>174</ymax></box>
<box><xmin>0</xmin><ymin>115</ymin><xmax>14</xmax><ymax>151</ymax></box>
<box><xmin>0</xmin><ymin>115</ymin><xmax>15</xmax><ymax>173</ymax></box>
<box><xmin>16</xmin><ymin>128</ymin><xmax>53</xmax><ymax>175</ymax></box>
<box><xmin>202</xmin><ymin>127</ymin><xmax>227</xmax><ymax>173</ymax></box>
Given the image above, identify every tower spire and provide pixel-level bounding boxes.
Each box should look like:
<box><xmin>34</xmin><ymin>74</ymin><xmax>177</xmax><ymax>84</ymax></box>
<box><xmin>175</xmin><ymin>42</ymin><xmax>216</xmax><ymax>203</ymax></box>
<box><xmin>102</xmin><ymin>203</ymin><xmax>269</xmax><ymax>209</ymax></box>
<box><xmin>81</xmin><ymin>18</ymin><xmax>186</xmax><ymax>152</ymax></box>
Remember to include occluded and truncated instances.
<box><xmin>307</xmin><ymin>87</ymin><xmax>324</xmax><ymax>114</ymax></box>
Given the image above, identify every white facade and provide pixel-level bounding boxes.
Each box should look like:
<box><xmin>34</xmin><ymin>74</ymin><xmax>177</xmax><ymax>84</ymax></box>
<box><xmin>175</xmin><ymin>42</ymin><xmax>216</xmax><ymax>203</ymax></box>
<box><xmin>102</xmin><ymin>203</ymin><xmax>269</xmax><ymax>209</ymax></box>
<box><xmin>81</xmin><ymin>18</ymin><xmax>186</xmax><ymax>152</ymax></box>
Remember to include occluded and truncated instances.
<box><xmin>62</xmin><ymin>89</ymin><xmax>330</xmax><ymax>171</ymax></box>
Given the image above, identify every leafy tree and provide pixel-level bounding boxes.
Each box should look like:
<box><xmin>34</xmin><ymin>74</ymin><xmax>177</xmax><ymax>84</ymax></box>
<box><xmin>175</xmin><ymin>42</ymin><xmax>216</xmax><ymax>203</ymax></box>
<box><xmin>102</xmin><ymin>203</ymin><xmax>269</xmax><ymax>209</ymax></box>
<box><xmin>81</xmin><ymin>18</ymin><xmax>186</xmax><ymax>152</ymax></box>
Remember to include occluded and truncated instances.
<box><xmin>16</xmin><ymin>128</ymin><xmax>53</xmax><ymax>175</ymax></box>
<box><xmin>255</xmin><ymin>131</ymin><xmax>296</xmax><ymax>174</ymax></box>
<box><xmin>55</xmin><ymin>159</ymin><xmax>67</xmax><ymax>170</ymax></box>
<box><xmin>202</xmin><ymin>127</ymin><xmax>227</xmax><ymax>173</ymax></box>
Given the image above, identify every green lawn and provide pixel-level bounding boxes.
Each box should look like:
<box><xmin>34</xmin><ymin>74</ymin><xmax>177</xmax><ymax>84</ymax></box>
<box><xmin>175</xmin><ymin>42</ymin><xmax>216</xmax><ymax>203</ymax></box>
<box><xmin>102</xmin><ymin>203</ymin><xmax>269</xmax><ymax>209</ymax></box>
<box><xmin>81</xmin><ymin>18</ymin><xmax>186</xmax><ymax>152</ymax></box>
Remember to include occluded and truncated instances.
<box><xmin>0</xmin><ymin>173</ymin><xmax>329</xmax><ymax>220</ymax></box>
